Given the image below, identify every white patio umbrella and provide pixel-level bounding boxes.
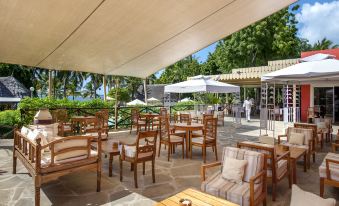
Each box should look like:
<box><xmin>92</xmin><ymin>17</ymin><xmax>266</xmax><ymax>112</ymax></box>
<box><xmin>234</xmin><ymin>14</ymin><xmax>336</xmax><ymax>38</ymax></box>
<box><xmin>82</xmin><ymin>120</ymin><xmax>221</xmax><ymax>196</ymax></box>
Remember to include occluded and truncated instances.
<box><xmin>126</xmin><ymin>99</ymin><xmax>146</xmax><ymax>106</ymax></box>
<box><xmin>147</xmin><ymin>97</ymin><xmax>159</xmax><ymax>102</ymax></box>
<box><xmin>179</xmin><ymin>97</ymin><xmax>192</xmax><ymax>102</ymax></box>
<box><xmin>164</xmin><ymin>75</ymin><xmax>240</xmax><ymax>93</ymax></box>
<box><xmin>262</xmin><ymin>59</ymin><xmax>339</xmax><ymax>82</ymax></box>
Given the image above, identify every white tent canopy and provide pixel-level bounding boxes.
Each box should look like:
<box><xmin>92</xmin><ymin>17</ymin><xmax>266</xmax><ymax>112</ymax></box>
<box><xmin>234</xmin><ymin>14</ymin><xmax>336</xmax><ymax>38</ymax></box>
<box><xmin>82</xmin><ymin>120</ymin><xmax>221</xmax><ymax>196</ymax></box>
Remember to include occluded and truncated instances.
<box><xmin>147</xmin><ymin>97</ymin><xmax>159</xmax><ymax>102</ymax></box>
<box><xmin>164</xmin><ymin>75</ymin><xmax>240</xmax><ymax>93</ymax></box>
<box><xmin>262</xmin><ymin>59</ymin><xmax>339</xmax><ymax>83</ymax></box>
<box><xmin>126</xmin><ymin>99</ymin><xmax>146</xmax><ymax>106</ymax></box>
<box><xmin>0</xmin><ymin>0</ymin><xmax>295</xmax><ymax>78</ymax></box>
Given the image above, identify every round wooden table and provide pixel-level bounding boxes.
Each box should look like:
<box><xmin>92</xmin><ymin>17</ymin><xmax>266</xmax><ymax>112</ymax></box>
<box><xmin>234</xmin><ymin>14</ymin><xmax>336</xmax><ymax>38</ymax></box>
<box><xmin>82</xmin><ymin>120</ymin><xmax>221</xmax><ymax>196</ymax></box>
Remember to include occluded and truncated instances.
<box><xmin>173</xmin><ymin>122</ymin><xmax>204</xmax><ymax>158</ymax></box>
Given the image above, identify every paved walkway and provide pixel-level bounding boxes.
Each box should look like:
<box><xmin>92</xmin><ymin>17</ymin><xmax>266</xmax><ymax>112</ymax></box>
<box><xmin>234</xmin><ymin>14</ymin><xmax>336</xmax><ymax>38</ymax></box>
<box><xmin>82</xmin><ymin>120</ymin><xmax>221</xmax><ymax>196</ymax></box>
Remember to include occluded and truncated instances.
<box><xmin>0</xmin><ymin>117</ymin><xmax>338</xmax><ymax>205</ymax></box>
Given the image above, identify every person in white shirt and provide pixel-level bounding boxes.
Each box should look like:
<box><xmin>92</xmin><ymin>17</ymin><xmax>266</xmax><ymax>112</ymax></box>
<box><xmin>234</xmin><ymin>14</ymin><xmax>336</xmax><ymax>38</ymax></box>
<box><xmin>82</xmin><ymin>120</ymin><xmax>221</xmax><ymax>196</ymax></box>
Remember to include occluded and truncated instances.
<box><xmin>243</xmin><ymin>97</ymin><xmax>252</xmax><ymax>121</ymax></box>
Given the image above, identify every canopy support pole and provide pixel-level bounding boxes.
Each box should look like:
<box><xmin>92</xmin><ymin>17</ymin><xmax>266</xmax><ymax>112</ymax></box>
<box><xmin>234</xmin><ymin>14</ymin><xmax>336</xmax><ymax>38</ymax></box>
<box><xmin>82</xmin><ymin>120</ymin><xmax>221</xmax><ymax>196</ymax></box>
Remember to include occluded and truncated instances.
<box><xmin>144</xmin><ymin>78</ymin><xmax>148</xmax><ymax>104</ymax></box>
<box><xmin>114</xmin><ymin>78</ymin><xmax>119</xmax><ymax>130</ymax></box>
<box><xmin>48</xmin><ymin>70</ymin><xmax>52</xmax><ymax>98</ymax></box>
<box><xmin>103</xmin><ymin>75</ymin><xmax>107</xmax><ymax>101</ymax></box>
<box><xmin>293</xmin><ymin>83</ymin><xmax>296</xmax><ymax>123</ymax></box>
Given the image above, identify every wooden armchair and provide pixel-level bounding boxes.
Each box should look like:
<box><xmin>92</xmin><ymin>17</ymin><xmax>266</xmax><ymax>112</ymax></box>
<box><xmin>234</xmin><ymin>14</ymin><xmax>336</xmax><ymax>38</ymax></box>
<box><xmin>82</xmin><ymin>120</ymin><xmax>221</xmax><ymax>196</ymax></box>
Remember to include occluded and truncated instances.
<box><xmin>278</xmin><ymin>127</ymin><xmax>314</xmax><ymax>169</ymax></box>
<box><xmin>119</xmin><ymin>130</ymin><xmax>158</xmax><ymax>188</ymax></box>
<box><xmin>201</xmin><ymin>147</ymin><xmax>267</xmax><ymax>206</ymax></box>
<box><xmin>129</xmin><ymin>108</ymin><xmax>146</xmax><ymax>134</ymax></box>
<box><xmin>54</xmin><ymin>109</ymin><xmax>73</xmax><ymax>136</ymax></box>
<box><xmin>294</xmin><ymin>122</ymin><xmax>319</xmax><ymax>157</ymax></box>
<box><xmin>307</xmin><ymin>107</ymin><xmax>315</xmax><ymax>123</ymax></box>
<box><xmin>238</xmin><ymin>141</ymin><xmax>291</xmax><ymax>201</ymax></box>
<box><xmin>319</xmin><ymin>143</ymin><xmax>339</xmax><ymax>198</ymax></box>
<box><xmin>13</xmin><ymin>129</ymin><xmax>102</xmax><ymax>206</ymax></box>
<box><xmin>191</xmin><ymin>117</ymin><xmax>218</xmax><ymax>163</ymax></box>
<box><xmin>158</xmin><ymin>115</ymin><xmax>185</xmax><ymax>161</ymax></box>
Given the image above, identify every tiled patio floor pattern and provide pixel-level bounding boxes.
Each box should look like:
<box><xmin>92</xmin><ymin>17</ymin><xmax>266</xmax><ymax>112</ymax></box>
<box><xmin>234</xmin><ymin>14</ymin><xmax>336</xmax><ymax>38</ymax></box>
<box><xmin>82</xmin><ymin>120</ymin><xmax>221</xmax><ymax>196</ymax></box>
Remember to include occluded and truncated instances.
<box><xmin>0</xmin><ymin>117</ymin><xmax>338</xmax><ymax>205</ymax></box>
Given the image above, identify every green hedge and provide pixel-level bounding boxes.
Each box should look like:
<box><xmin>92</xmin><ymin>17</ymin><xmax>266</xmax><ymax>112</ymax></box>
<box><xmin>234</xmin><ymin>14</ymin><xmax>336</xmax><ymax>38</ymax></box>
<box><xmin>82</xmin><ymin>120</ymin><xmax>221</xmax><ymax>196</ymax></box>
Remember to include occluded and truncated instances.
<box><xmin>18</xmin><ymin>97</ymin><xmax>116</xmax><ymax>125</ymax></box>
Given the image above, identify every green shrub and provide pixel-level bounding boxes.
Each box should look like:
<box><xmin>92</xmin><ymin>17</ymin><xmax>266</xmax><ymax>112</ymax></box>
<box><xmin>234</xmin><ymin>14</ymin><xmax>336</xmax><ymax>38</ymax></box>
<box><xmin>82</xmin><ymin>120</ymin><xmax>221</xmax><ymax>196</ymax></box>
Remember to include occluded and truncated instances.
<box><xmin>0</xmin><ymin>110</ymin><xmax>20</xmax><ymax>126</ymax></box>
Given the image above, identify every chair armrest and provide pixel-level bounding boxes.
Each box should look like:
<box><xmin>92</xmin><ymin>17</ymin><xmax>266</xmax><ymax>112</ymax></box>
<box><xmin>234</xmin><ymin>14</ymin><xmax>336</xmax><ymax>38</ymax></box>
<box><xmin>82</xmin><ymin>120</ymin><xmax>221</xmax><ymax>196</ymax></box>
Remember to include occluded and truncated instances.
<box><xmin>325</xmin><ymin>158</ymin><xmax>339</xmax><ymax>180</ymax></box>
<box><xmin>200</xmin><ymin>161</ymin><xmax>221</xmax><ymax>181</ymax></box>
<box><xmin>277</xmin><ymin>134</ymin><xmax>287</xmax><ymax>144</ymax></box>
<box><xmin>277</xmin><ymin>151</ymin><xmax>290</xmax><ymax>162</ymax></box>
<box><xmin>249</xmin><ymin>170</ymin><xmax>267</xmax><ymax>204</ymax></box>
<box><xmin>332</xmin><ymin>143</ymin><xmax>339</xmax><ymax>152</ymax></box>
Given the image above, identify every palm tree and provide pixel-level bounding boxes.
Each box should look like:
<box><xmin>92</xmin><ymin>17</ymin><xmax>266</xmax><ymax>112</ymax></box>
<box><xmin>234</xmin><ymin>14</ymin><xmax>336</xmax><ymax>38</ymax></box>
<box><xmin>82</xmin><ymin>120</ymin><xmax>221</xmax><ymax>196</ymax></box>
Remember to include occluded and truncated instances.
<box><xmin>312</xmin><ymin>38</ymin><xmax>339</xmax><ymax>50</ymax></box>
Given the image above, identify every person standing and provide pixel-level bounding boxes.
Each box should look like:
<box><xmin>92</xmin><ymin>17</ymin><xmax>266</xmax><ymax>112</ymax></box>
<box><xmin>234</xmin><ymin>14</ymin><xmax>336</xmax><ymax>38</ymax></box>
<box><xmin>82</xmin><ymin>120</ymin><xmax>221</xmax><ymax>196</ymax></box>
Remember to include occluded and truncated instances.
<box><xmin>243</xmin><ymin>97</ymin><xmax>252</xmax><ymax>122</ymax></box>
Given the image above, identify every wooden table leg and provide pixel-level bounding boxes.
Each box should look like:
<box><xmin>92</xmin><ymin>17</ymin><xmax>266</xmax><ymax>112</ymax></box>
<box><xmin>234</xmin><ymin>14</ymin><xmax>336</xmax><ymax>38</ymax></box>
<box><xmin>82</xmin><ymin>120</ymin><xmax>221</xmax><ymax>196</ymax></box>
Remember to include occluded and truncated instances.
<box><xmin>303</xmin><ymin>152</ymin><xmax>307</xmax><ymax>172</ymax></box>
<box><xmin>292</xmin><ymin>159</ymin><xmax>297</xmax><ymax>184</ymax></box>
<box><xmin>109</xmin><ymin>153</ymin><xmax>113</xmax><ymax>177</ymax></box>
<box><xmin>186</xmin><ymin>130</ymin><xmax>189</xmax><ymax>158</ymax></box>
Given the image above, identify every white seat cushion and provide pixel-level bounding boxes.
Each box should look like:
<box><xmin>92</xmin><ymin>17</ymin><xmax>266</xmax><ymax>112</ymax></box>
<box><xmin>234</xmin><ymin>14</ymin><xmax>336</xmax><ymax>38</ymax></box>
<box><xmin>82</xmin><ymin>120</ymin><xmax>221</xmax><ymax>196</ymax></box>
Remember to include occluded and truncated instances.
<box><xmin>290</xmin><ymin>184</ymin><xmax>336</xmax><ymax>206</ymax></box>
<box><xmin>319</xmin><ymin>152</ymin><xmax>339</xmax><ymax>181</ymax></box>
<box><xmin>201</xmin><ymin>172</ymin><xmax>263</xmax><ymax>206</ymax></box>
<box><xmin>282</xmin><ymin>142</ymin><xmax>310</xmax><ymax>152</ymax></box>
<box><xmin>191</xmin><ymin>137</ymin><xmax>214</xmax><ymax>144</ymax></box>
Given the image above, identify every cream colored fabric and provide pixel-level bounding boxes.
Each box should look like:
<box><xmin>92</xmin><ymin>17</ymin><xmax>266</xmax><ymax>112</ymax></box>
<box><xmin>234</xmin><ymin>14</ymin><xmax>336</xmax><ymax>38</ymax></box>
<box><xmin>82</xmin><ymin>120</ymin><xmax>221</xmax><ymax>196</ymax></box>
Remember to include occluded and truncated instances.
<box><xmin>289</xmin><ymin>132</ymin><xmax>305</xmax><ymax>145</ymax></box>
<box><xmin>20</xmin><ymin>126</ymin><xmax>30</xmax><ymax>136</ymax></box>
<box><xmin>0</xmin><ymin>0</ymin><xmax>296</xmax><ymax>78</ymax></box>
<box><xmin>222</xmin><ymin>157</ymin><xmax>248</xmax><ymax>183</ymax></box>
<box><xmin>54</xmin><ymin>139</ymin><xmax>88</xmax><ymax>161</ymax></box>
<box><xmin>319</xmin><ymin>153</ymin><xmax>339</xmax><ymax>181</ymax></box>
<box><xmin>201</xmin><ymin>172</ymin><xmax>263</xmax><ymax>206</ymax></box>
<box><xmin>27</xmin><ymin>130</ymin><xmax>48</xmax><ymax>153</ymax></box>
<box><xmin>41</xmin><ymin>150</ymin><xmax>97</xmax><ymax>167</ymax></box>
<box><xmin>286</xmin><ymin>127</ymin><xmax>313</xmax><ymax>146</ymax></box>
<box><xmin>290</xmin><ymin>184</ymin><xmax>336</xmax><ymax>206</ymax></box>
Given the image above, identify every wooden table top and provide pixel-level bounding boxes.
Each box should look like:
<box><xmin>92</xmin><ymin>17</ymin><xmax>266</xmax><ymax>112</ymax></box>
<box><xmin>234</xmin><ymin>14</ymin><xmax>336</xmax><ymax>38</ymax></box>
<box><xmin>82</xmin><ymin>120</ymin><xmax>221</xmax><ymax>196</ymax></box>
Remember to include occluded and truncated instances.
<box><xmin>275</xmin><ymin>144</ymin><xmax>307</xmax><ymax>159</ymax></box>
<box><xmin>156</xmin><ymin>188</ymin><xmax>239</xmax><ymax>206</ymax></box>
<box><xmin>140</xmin><ymin>113</ymin><xmax>159</xmax><ymax>117</ymax></box>
<box><xmin>92</xmin><ymin>139</ymin><xmax>120</xmax><ymax>155</ymax></box>
<box><xmin>173</xmin><ymin>122</ymin><xmax>204</xmax><ymax>129</ymax></box>
<box><xmin>71</xmin><ymin>116</ymin><xmax>96</xmax><ymax>120</ymax></box>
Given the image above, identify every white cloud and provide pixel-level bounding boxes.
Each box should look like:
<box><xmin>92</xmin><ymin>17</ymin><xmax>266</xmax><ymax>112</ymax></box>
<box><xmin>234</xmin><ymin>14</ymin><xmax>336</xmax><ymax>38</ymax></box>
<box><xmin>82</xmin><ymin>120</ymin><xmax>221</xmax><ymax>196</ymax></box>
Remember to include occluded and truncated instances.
<box><xmin>296</xmin><ymin>1</ymin><xmax>339</xmax><ymax>45</ymax></box>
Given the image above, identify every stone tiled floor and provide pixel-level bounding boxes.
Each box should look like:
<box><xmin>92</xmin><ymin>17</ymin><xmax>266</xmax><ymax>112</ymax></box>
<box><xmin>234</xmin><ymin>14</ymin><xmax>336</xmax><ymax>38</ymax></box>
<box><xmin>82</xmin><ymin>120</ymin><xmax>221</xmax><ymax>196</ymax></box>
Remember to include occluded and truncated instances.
<box><xmin>1</xmin><ymin>117</ymin><xmax>338</xmax><ymax>205</ymax></box>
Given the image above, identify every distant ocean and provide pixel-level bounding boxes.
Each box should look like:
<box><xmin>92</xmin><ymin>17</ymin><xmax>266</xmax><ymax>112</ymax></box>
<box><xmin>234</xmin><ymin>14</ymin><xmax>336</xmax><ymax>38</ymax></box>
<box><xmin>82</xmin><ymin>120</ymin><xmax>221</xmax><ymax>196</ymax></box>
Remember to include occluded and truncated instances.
<box><xmin>67</xmin><ymin>95</ymin><xmax>104</xmax><ymax>102</ymax></box>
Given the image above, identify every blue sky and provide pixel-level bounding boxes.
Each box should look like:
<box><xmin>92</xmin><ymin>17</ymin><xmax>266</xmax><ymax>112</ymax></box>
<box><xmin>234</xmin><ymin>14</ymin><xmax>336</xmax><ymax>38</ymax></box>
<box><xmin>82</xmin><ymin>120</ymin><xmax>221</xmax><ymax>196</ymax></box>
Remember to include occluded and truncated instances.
<box><xmin>192</xmin><ymin>0</ymin><xmax>339</xmax><ymax>63</ymax></box>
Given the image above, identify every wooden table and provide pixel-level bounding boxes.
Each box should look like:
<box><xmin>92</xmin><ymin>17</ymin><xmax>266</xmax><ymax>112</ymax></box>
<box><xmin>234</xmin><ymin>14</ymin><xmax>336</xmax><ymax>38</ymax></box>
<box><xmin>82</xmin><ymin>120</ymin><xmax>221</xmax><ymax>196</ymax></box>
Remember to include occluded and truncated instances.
<box><xmin>275</xmin><ymin>144</ymin><xmax>307</xmax><ymax>184</ymax></box>
<box><xmin>156</xmin><ymin>188</ymin><xmax>238</xmax><ymax>206</ymax></box>
<box><xmin>93</xmin><ymin>139</ymin><xmax>120</xmax><ymax>177</ymax></box>
<box><xmin>173</xmin><ymin>123</ymin><xmax>204</xmax><ymax>158</ymax></box>
<box><xmin>71</xmin><ymin>116</ymin><xmax>96</xmax><ymax>134</ymax></box>
<box><xmin>140</xmin><ymin>113</ymin><xmax>160</xmax><ymax>130</ymax></box>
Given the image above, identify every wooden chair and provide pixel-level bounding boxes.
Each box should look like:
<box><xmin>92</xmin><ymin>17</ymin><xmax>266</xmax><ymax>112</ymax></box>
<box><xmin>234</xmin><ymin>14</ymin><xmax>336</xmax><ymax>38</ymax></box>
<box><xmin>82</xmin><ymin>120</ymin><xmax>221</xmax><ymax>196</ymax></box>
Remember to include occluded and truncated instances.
<box><xmin>179</xmin><ymin>113</ymin><xmax>191</xmax><ymax>123</ymax></box>
<box><xmin>191</xmin><ymin>117</ymin><xmax>218</xmax><ymax>163</ymax></box>
<box><xmin>119</xmin><ymin>130</ymin><xmax>157</xmax><ymax>188</ymax></box>
<box><xmin>319</xmin><ymin>143</ymin><xmax>339</xmax><ymax>198</ymax></box>
<box><xmin>54</xmin><ymin>109</ymin><xmax>73</xmax><ymax>136</ymax></box>
<box><xmin>278</xmin><ymin>127</ymin><xmax>314</xmax><ymax>169</ymax></box>
<box><xmin>294</xmin><ymin>122</ymin><xmax>319</xmax><ymax>158</ymax></box>
<box><xmin>216</xmin><ymin>111</ymin><xmax>224</xmax><ymax>126</ymax></box>
<box><xmin>201</xmin><ymin>147</ymin><xmax>267</xmax><ymax>206</ymax></box>
<box><xmin>158</xmin><ymin>115</ymin><xmax>185</xmax><ymax>161</ymax></box>
<box><xmin>238</xmin><ymin>141</ymin><xmax>291</xmax><ymax>201</ymax></box>
<box><xmin>13</xmin><ymin>128</ymin><xmax>102</xmax><ymax>206</ymax></box>
<box><xmin>130</xmin><ymin>108</ymin><xmax>146</xmax><ymax>134</ymax></box>
<box><xmin>96</xmin><ymin>110</ymin><xmax>109</xmax><ymax>136</ymax></box>
<box><xmin>307</xmin><ymin>107</ymin><xmax>315</xmax><ymax>123</ymax></box>
<box><xmin>324</xmin><ymin>117</ymin><xmax>333</xmax><ymax>142</ymax></box>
